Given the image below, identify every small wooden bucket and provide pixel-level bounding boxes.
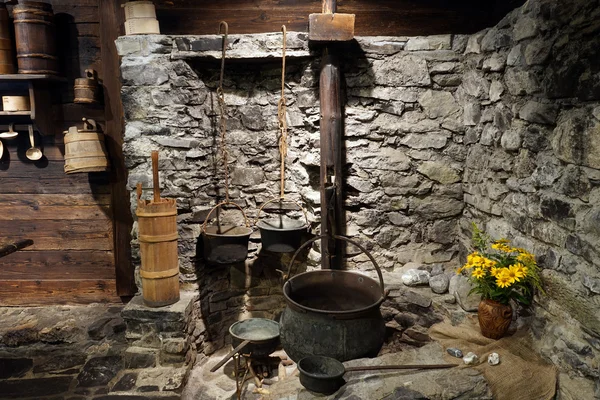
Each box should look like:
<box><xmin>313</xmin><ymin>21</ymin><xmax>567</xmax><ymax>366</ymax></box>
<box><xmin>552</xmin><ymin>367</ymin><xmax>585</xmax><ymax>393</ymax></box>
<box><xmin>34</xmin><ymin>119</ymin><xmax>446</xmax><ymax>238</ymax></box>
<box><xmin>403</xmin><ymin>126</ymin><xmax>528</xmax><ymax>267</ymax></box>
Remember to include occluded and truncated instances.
<box><xmin>0</xmin><ymin>4</ymin><xmax>15</xmax><ymax>74</ymax></box>
<box><xmin>13</xmin><ymin>1</ymin><xmax>59</xmax><ymax>75</ymax></box>
<box><xmin>74</xmin><ymin>69</ymin><xmax>100</xmax><ymax>104</ymax></box>
<box><xmin>63</xmin><ymin>119</ymin><xmax>110</xmax><ymax>174</ymax></box>
<box><xmin>136</xmin><ymin>196</ymin><xmax>180</xmax><ymax>307</ymax></box>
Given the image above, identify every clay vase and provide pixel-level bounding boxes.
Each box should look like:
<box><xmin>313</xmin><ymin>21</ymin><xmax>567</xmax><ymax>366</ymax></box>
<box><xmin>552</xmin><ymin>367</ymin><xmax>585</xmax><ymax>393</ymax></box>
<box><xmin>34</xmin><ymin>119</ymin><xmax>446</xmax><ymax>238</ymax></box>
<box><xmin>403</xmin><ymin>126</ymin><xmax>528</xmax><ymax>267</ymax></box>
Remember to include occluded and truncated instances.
<box><xmin>478</xmin><ymin>299</ymin><xmax>513</xmax><ymax>339</ymax></box>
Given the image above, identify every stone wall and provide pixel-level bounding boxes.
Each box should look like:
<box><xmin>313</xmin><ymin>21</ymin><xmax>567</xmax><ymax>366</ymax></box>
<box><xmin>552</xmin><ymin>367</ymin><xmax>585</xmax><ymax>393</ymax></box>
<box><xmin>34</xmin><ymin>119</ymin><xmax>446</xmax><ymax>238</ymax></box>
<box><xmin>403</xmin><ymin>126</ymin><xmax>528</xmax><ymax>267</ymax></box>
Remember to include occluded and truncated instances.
<box><xmin>457</xmin><ymin>0</ymin><xmax>600</xmax><ymax>387</ymax></box>
<box><xmin>116</xmin><ymin>31</ymin><xmax>468</xmax><ymax>355</ymax></box>
<box><xmin>116</xmin><ymin>0</ymin><xmax>600</xmax><ymax>387</ymax></box>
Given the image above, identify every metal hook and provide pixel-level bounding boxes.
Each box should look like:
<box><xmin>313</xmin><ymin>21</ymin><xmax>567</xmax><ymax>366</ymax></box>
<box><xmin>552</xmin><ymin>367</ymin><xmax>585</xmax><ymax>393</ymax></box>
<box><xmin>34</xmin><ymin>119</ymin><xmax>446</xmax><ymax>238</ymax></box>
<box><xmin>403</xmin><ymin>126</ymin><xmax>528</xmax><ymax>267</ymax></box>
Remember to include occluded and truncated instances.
<box><xmin>219</xmin><ymin>21</ymin><xmax>228</xmax><ymax>36</ymax></box>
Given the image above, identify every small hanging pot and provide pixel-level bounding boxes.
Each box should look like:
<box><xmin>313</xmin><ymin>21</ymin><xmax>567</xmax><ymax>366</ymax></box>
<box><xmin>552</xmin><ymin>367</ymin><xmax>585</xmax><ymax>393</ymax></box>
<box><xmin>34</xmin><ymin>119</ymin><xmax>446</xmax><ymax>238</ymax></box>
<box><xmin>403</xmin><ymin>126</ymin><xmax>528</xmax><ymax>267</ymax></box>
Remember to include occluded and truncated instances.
<box><xmin>255</xmin><ymin>198</ymin><xmax>310</xmax><ymax>253</ymax></box>
<box><xmin>202</xmin><ymin>201</ymin><xmax>253</xmax><ymax>265</ymax></box>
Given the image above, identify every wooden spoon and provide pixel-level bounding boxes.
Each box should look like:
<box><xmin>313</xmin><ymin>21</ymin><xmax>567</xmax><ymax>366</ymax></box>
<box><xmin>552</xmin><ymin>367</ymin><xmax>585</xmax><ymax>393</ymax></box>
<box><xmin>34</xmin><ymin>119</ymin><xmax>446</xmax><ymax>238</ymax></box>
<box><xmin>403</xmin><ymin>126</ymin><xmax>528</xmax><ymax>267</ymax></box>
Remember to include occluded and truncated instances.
<box><xmin>0</xmin><ymin>123</ymin><xmax>18</xmax><ymax>139</ymax></box>
<box><xmin>25</xmin><ymin>125</ymin><xmax>42</xmax><ymax>161</ymax></box>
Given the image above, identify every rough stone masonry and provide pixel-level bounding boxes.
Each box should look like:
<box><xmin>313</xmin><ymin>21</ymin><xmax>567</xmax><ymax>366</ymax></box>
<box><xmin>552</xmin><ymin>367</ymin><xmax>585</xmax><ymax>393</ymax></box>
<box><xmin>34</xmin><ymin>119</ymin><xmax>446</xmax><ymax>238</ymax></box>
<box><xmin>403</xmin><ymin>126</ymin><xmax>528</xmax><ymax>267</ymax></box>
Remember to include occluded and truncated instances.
<box><xmin>116</xmin><ymin>0</ymin><xmax>600</xmax><ymax>390</ymax></box>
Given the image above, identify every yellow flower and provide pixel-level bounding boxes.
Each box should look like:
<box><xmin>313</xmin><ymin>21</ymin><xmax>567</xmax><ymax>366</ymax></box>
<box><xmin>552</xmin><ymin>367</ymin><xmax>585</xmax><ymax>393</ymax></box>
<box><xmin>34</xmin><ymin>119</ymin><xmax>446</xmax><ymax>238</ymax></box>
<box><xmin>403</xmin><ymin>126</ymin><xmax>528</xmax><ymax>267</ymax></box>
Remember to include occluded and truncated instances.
<box><xmin>505</xmin><ymin>265</ymin><xmax>523</xmax><ymax>282</ymax></box>
<box><xmin>472</xmin><ymin>268</ymin><xmax>486</xmax><ymax>279</ymax></box>
<box><xmin>491</xmin><ymin>266</ymin><xmax>500</xmax><ymax>277</ymax></box>
<box><xmin>496</xmin><ymin>273</ymin><xmax>513</xmax><ymax>288</ymax></box>
<box><xmin>498</xmin><ymin>268</ymin><xmax>515</xmax><ymax>284</ymax></box>
<box><xmin>517</xmin><ymin>252</ymin><xmax>536</xmax><ymax>264</ymax></box>
<box><xmin>512</xmin><ymin>263</ymin><xmax>527</xmax><ymax>280</ymax></box>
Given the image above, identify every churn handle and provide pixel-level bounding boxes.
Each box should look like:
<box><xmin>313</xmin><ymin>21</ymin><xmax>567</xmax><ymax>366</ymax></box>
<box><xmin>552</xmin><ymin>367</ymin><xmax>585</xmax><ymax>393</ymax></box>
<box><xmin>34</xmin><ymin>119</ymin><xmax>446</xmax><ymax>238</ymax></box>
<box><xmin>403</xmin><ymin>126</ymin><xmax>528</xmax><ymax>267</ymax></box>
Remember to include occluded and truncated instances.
<box><xmin>85</xmin><ymin>69</ymin><xmax>96</xmax><ymax>79</ymax></box>
<box><xmin>136</xmin><ymin>183</ymin><xmax>143</xmax><ymax>201</ymax></box>
<box><xmin>201</xmin><ymin>201</ymin><xmax>251</xmax><ymax>233</ymax></box>
<box><xmin>283</xmin><ymin>234</ymin><xmax>386</xmax><ymax>298</ymax></box>
<box><xmin>254</xmin><ymin>197</ymin><xmax>309</xmax><ymax>228</ymax></box>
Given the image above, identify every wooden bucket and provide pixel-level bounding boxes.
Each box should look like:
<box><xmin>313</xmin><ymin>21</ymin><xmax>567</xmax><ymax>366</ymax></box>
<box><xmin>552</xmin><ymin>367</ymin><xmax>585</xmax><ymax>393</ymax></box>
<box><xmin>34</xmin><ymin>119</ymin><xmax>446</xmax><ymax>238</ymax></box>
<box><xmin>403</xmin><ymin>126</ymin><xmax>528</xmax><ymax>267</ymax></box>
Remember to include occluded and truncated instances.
<box><xmin>136</xmin><ymin>198</ymin><xmax>180</xmax><ymax>307</ymax></box>
<box><xmin>0</xmin><ymin>4</ymin><xmax>15</xmax><ymax>74</ymax></box>
<box><xmin>64</xmin><ymin>127</ymin><xmax>110</xmax><ymax>174</ymax></box>
<box><xmin>13</xmin><ymin>1</ymin><xmax>59</xmax><ymax>75</ymax></box>
<box><xmin>74</xmin><ymin>69</ymin><xmax>100</xmax><ymax>104</ymax></box>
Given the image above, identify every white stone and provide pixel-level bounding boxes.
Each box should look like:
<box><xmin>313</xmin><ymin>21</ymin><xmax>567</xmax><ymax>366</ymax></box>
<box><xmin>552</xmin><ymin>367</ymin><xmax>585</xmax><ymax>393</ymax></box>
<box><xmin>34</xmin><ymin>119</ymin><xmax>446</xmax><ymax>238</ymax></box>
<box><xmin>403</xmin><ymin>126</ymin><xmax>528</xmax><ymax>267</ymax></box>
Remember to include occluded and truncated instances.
<box><xmin>488</xmin><ymin>352</ymin><xmax>500</xmax><ymax>366</ymax></box>
<box><xmin>463</xmin><ymin>352</ymin><xmax>479</xmax><ymax>365</ymax></box>
<box><xmin>401</xmin><ymin>269</ymin><xmax>431</xmax><ymax>286</ymax></box>
<box><xmin>418</xmin><ymin>90</ymin><xmax>461</xmax><ymax>119</ymax></box>
<box><xmin>429</xmin><ymin>274</ymin><xmax>450</xmax><ymax>294</ymax></box>
<box><xmin>489</xmin><ymin>80</ymin><xmax>505</xmax><ymax>102</ymax></box>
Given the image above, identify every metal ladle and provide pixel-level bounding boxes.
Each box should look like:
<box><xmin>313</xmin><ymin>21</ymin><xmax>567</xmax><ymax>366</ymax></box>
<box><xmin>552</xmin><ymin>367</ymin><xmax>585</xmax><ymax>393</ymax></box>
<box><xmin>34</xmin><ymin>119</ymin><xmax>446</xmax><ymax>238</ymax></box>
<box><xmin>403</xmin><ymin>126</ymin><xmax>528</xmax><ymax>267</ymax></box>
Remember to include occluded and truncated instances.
<box><xmin>25</xmin><ymin>125</ymin><xmax>42</xmax><ymax>161</ymax></box>
<box><xmin>0</xmin><ymin>123</ymin><xmax>18</xmax><ymax>139</ymax></box>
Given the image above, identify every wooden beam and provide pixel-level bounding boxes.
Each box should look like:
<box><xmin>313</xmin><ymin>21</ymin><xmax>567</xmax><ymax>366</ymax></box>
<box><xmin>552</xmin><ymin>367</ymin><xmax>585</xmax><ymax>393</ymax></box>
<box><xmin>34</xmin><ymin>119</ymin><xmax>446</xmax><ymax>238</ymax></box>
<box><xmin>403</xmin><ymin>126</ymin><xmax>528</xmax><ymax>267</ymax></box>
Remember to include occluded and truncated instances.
<box><xmin>99</xmin><ymin>0</ymin><xmax>136</xmax><ymax>297</ymax></box>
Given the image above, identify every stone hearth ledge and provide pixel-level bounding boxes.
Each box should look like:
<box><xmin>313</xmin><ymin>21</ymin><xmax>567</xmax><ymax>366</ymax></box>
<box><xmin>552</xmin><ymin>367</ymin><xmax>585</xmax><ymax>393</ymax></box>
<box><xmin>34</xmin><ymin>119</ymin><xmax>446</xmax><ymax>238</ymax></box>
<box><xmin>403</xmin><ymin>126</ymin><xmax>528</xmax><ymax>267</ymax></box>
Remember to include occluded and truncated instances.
<box><xmin>116</xmin><ymin>32</ymin><xmax>313</xmax><ymax>60</ymax></box>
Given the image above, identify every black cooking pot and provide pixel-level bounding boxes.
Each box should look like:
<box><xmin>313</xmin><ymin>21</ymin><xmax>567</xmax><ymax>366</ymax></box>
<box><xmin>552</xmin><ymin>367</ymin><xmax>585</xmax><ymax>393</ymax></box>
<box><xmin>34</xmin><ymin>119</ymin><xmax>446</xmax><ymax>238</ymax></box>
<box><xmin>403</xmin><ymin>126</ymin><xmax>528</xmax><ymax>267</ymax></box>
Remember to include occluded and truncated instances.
<box><xmin>229</xmin><ymin>318</ymin><xmax>280</xmax><ymax>358</ymax></box>
<box><xmin>202</xmin><ymin>202</ymin><xmax>252</xmax><ymax>265</ymax></box>
<box><xmin>280</xmin><ymin>235</ymin><xmax>388</xmax><ymax>362</ymax></box>
<box><xmin>298</xmin><ymin>355</ymin><xmax>458</xmax><ymax>394</ymax></box>
<box><xmin>255</xmin><ymin>198</ymin><xmax>310</xmax><ymax>253</ymax></box>
<box><xmin>210</xmin><ymin>318</ymin><xmax>281</xmax><ymax>373</ymax></box>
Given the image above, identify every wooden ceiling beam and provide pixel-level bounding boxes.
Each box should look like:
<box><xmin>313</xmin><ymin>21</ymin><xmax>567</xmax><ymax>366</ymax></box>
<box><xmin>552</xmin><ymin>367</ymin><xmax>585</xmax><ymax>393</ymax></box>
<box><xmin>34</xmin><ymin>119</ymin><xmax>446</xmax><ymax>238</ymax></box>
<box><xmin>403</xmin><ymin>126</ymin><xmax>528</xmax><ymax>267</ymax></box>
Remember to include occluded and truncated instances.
<box><xmin>152</xmin><ymin>0</ymin><xmax>524</xmax><ymax>36</ymax></box>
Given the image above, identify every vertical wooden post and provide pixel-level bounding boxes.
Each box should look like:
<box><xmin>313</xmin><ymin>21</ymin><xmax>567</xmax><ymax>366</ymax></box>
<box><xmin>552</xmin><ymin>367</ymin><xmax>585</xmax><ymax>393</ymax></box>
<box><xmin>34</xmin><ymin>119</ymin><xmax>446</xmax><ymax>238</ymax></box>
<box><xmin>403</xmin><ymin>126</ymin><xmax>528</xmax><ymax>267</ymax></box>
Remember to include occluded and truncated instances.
<box><xmin>100</xmin><ymin>0</ymin><xmax>136</xmax><ymax>296</ymax></box>
<box><xmin>319</xmin><ymin>0</ymin><xmax>344</xmax><ymax>269</ymax></box>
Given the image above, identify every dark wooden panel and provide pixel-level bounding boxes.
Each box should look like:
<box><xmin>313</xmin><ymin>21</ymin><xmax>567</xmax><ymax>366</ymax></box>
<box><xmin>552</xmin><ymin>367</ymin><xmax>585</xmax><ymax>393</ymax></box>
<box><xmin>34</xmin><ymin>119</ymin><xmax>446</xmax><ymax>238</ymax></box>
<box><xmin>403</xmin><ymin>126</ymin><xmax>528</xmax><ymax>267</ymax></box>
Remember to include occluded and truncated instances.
<box><xmin>153</xmin><ymin>0</ymin><xmax>524</xmax><ymax>36</ymax></box>
<box><xmin>0</xmin><ymin>219</ymin><xmax>113</xmax><ymax>251</ymax></box>
<box><xmin>100</xmin><ymin>0</ymin><xmax>135</xmax><ymax>296</ymax></box>
<box><xmin>0</xmin><ymin>251</ymin><xmax>115</xmax><ymax>279</ymax></box>
<box><xmin>0</xmin><ymin>205</ymin><xmax>111</xmax><ymax>220</ymax></box>
<box><xmin>0</xmin><ymin>193</ymin><xmax>111</xmax><ymax>206</ymax></box>
<box><xmin>0</xmin><ymin>279</ymin><xmax>120</xmax><ymax>306</ymax></box>
<box><xmin>0</xmin><ymin>177</ymin><xmax>110</xmax><ymax>194</ymax></box>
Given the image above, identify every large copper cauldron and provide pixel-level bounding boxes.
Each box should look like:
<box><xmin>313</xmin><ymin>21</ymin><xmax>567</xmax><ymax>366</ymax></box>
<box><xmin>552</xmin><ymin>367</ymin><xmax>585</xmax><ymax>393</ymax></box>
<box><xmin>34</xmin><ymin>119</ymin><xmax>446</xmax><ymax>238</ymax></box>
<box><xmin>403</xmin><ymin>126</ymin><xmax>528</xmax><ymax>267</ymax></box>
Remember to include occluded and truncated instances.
<box><xmin>280</xmin><ymin>235</ymin><xmax>387</xmax><ymax>362</ymax></box>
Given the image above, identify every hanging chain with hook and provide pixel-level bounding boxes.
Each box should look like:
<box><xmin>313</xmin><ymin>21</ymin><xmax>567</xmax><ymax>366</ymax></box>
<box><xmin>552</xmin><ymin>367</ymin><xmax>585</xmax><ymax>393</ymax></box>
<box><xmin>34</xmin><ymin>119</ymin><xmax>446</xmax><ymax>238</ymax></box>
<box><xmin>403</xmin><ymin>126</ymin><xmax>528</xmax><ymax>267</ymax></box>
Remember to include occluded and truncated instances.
<box><xmin>277</xmin><ymin>25</ymin><xmax>288</xmax><ymax>199</ymax></box>
<box><xmin>217</xmin><ymin>21</ymin><xmax>230</xmax><ymax>203</ymax></box>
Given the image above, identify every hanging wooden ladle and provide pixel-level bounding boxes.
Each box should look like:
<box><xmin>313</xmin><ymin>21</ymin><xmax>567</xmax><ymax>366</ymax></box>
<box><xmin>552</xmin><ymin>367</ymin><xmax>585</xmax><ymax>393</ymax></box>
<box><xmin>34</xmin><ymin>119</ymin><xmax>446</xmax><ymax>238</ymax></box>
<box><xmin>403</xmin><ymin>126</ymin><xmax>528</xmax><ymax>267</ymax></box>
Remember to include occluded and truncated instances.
<box><xmin>25</xmin><ymin>125</ymin><xmax>42</xmax><ymax>161</ymax></box>
<box><xmin>0</xmin><ymin>123</ymin><xmax>18</xmax><ymax>139</ymax></box>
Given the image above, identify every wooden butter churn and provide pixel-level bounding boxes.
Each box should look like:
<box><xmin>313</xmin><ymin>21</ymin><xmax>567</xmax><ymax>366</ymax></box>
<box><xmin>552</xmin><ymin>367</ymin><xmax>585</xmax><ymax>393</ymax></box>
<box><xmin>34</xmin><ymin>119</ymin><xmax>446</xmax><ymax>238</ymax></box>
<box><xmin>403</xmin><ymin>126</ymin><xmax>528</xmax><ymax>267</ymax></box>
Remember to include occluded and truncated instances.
<box><xmin>136</xmin><ymin>151</ymin><xmax>180</xmax><ymax>307</ymax></box>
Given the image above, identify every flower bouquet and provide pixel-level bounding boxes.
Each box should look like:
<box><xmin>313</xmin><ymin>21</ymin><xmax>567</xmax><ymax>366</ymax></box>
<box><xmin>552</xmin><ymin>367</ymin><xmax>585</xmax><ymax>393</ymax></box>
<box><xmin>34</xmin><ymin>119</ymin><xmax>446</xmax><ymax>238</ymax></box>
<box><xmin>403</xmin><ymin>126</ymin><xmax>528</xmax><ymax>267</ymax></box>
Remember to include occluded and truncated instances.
<box><xmin>458</xmin><ymin>224</ymin><xmax>544</xmax><ymax>338</ymax></box>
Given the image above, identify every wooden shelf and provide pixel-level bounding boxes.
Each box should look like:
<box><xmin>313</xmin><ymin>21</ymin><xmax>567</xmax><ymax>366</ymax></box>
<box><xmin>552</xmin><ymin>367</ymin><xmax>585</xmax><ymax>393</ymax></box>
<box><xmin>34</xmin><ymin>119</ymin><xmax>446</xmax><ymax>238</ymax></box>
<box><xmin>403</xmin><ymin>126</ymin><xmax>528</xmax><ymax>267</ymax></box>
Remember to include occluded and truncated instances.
<box><xmin>0</xmin><ymin>75</ymin><xmax>66</xmax><ymax>135</ymax></box>
<box><xmin>0</xmin><ymin>111</ymin><xmax>32</xmax><ymax>116</ymax></box>
<box><xmin>0</xmin><ymin>74</ymin><xmax>67</xmax><ymax>82</ymax></box>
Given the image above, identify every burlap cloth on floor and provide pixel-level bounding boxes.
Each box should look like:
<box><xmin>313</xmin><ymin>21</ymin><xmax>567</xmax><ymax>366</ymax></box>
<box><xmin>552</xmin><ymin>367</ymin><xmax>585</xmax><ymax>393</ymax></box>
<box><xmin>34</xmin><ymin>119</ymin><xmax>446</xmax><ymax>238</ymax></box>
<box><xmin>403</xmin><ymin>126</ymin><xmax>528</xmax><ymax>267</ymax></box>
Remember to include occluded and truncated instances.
<box><xmin>429</xmin><ymin>315</ymin><xmax>557</xmax><ymax>400</ymax></box>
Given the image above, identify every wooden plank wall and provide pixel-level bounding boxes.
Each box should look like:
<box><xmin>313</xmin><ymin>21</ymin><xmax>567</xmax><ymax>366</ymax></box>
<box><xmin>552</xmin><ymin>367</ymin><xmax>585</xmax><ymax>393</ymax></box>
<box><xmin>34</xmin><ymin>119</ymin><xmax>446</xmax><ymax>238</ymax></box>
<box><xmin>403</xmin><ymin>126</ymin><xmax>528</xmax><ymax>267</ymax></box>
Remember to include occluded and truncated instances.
<box><xmin>153</xmin><ymin>0</ymin><xmax>526</xmax><ymax>36</ymax></box>
<box><xmin>0</xmin><ymin>0</ymin><xmax>123</xmax><ymax>305</ymax></box>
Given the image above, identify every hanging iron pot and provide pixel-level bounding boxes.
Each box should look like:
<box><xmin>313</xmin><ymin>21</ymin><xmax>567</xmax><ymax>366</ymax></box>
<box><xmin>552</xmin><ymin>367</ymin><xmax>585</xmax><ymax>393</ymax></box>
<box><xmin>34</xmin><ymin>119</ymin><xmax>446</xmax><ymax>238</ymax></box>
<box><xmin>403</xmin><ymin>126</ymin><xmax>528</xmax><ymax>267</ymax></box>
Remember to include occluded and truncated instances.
<box><xmin>255</xmin><ymin>197</ymin><xmax>310</xmax><ymax>253</ymax></box>
<box><xmin>202</xmin><ymin>201</ymin><xmax>253</xmax><ymax>265</ymax></box>
<box><xmin>279</xmin><ymin>235</ymin><xmax>388</xmax><ymax>362</ymax></box>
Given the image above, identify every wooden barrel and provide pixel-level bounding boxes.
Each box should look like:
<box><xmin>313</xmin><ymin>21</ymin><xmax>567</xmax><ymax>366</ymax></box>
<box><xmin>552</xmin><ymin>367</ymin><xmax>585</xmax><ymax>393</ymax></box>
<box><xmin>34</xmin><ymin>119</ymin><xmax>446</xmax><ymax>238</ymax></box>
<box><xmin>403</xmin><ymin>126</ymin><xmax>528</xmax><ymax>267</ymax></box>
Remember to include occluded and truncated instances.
<box><xmin>63</xmin><ymin>130</ymin><xmax>110</xmax><ymax>173</ymax></box>
<box><xmin>13</xmin><ymin>1</ymin><xmax>59</xmax><ymax>75</ymax></box>
<box><xmin>0</xmin><ymin>3</ymin><xmax>15</xmax><ymax>74</ymax></box>
<box><xmin>136</xmin><ymin>198</ymin><xmax>180</xmax><ymax>307</ymax></box>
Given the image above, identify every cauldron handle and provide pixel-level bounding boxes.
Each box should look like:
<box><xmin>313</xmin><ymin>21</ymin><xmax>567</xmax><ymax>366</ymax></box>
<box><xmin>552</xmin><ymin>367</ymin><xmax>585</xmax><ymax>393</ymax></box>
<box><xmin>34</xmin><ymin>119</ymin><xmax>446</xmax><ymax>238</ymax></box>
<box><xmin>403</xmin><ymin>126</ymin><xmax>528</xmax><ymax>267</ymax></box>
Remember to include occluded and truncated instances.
<box><xmin>254</xmin><ymin>196</ymin><xmax>309</xmax><ymax>228</ymax></box>
<box><xmin>283</xmin><ymin>234</ymin><xmax>386</xmax><ymax>298</ymax></box>
<box><xmin>202</xmin><ymin>201</ymin><xmax>251</xmax><ymax>234</ymax></box>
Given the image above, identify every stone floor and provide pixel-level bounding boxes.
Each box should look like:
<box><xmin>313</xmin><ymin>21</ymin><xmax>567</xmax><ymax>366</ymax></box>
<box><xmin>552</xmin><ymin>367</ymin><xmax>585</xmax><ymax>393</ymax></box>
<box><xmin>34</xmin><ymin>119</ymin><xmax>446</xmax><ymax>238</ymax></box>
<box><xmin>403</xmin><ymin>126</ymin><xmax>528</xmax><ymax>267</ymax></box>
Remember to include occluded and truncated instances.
<box><xmin>182</xmin><ymin>343</ymin><xmax>491</xmax><ymax>400</ymax></box>
<box><xmin>0</xmin><ymin>304</ymin><xmax>183</xmax><ymax>399</ymax></box>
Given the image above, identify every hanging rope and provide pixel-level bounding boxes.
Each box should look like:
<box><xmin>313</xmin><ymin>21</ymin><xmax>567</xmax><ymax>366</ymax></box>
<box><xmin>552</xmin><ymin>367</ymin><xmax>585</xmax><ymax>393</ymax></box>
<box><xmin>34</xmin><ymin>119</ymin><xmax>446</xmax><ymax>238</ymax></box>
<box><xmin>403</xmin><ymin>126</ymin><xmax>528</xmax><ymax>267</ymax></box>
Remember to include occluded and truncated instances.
<box><xmin>218</xmin><ymin>21</ymin><xmax>230</xmax><ymax>203</ymax></box>
<box><xmin>278</xmin><ymin>25</ymin><xmax>288</xmax><ymax>199</ymax></box>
